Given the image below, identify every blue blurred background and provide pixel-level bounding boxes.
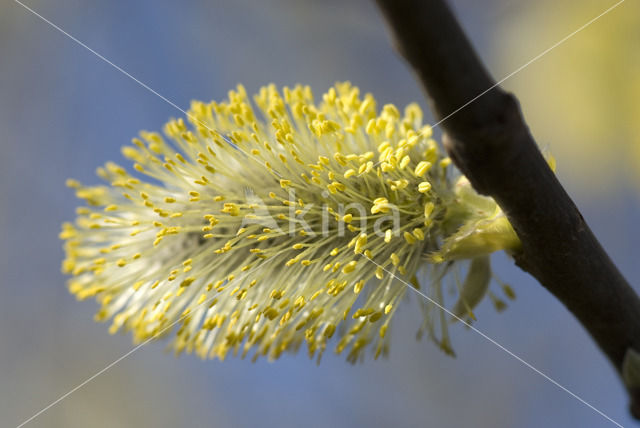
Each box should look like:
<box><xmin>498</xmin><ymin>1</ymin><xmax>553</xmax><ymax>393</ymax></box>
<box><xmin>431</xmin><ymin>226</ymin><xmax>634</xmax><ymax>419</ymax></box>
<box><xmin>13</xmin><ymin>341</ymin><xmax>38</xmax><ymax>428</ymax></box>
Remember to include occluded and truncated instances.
<box><xmin>1</xmin><ymin>1</ymin><xmax>638</xmax><ymax>427</ymax></box>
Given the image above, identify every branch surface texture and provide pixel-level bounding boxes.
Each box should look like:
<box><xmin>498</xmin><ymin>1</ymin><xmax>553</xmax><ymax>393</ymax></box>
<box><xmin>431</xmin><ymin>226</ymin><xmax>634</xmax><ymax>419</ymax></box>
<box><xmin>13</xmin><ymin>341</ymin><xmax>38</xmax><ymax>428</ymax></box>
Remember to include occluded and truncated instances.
<box><xmin>375</xmin><ymin>0</ymin><xmax>640</xmax><ymax>418</ymax></box>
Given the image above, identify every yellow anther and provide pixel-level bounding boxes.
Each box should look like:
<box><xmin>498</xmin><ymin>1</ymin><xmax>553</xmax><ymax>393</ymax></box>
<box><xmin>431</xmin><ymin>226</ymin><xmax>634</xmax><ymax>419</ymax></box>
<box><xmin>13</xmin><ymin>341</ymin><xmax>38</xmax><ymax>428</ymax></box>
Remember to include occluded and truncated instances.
<box><xmin>180</xmin><ymin>277</ymin><xmax>196</xmax><ymax>287</ymax></box>
<box><xmin>424</xmin><ymin>201</ymin><xmax>435</xmax><ymax>219</ymax></box>
<box><xmin>379</xmin><ymin>325</ymin><xmax>388</xmax><ymax>338</ymax></box>
<box><xmin>270</xmin><ymin>290</ymin><xmax>284</xmax><ymax>300</ymax></box>
<box><xmin>379</xmin><ymin>147</ymin><xmax>393</xmax><ymax>162</ymax></box>
<box><xmin>414</xmin><ymin>161</ymin><xmax>432</xmax><ymax>177</ymax></box>
<box><xmin>324</xmin><ymin>324</ymin><xmax>336</xmax><ymax>338</ymax></box>
<box><xmin>342</xmin><ymin>261</ymin><xmax>357</xmax><ymax>274</ymax></box>
<box><xmin>371</xmin><ymin>197</ymin><xmax>391</xmax><ymax>214</ymax></box>
<box><xmin>377</xmin><ymin>141</ymin><xmax>391</xmax><ymax>153</ymax></box>
<box><xmin>334</xmin><ymin>152</ymin><xmax>347</xmax><ymax>166</ymax></box>
<box><xmin>280</xmin><ymin>179</ymin><xmax>291</xmax><ymax>188</ymax></box>
<box><xmin>418</xmin><ymin>181</ymin><xmax>432</xmax><ymax>193</ymax></box>
<box><xmin>294</xmin><ymin>295</ymin><xmax>306</xmax><ymax>307</ymax></box>
<box><xmin>403</xmin><ymin>231</ymin><xmax>416</xmax><ymax>244</ymax></box>
<box><xmin>399</xmin><ymin>155</ymin><xmax>411</xmax><ymax>169</ymax></box>
<box><xmin>66</xmin><ymin>178</ymin><xmax>81</xmax><ymax>188</ymax></box>
<box><xmin>354</xmin><ymin>233</ymin><xmax>367</xmax><ymax>254</ymax></box>
<box><xmin>365</xmin><ymin>118</ymin><xmax>377</xmax><ymax>134</ymax></box>
<box><xmin>353</xmin><ymin>308</ymin><xmax>375</xmax><ymax>319</ymax></box>
<box><xmin>390</xmin><ymin>253</ymin><xmax>400</xmax><ymax>266</ymax></box>
<box><xmin>222</xmin><ymin>203</ymin><xmax>240</xmax><ymax>216</ymax></box>
<box><xmin>383</xmin><ymin>104</ymin><xmax>400</xmax><ymax>118</ymax></box>
<box><xmin>373</xmin><ymin>197</ymin><xmax>387</xmax><ymax>204</ymax></box>
<box><xmin>412</xmin><ymin>228</ymin><xmax>425</xmax><ymax>240</ymax></box>
<box><xmin>385</xmin><ymin>123</ymin><xmax>395</xmax><ymax>139</ymax></box>
<box><xmin>381</xmin><ymin>162</ymin><xmax>394</xmax><ymax>173</ymax></box>
<box><xmin>331</xmin><ymin>181</ymin><xmax>345</xmax><ymax>192</ymax></box>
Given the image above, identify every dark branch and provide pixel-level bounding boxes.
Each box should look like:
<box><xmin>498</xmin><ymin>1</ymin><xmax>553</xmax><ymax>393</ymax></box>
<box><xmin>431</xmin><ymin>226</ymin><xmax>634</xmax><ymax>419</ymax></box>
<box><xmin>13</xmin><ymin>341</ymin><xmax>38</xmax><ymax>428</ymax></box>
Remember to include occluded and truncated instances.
<box><xmin>375</xmin><ymin>0</ymin><xmax>640</xmax><ymax>418</ymax></box>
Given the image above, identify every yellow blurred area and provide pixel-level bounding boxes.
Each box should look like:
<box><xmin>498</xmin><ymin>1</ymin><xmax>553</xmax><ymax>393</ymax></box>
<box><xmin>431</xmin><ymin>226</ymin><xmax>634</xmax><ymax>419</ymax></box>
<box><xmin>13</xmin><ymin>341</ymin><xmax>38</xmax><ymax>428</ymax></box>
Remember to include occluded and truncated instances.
<box><xmin>493</xmin><ymin>1</ymin><xmax>639</xmax><ymax>194</ymax></box>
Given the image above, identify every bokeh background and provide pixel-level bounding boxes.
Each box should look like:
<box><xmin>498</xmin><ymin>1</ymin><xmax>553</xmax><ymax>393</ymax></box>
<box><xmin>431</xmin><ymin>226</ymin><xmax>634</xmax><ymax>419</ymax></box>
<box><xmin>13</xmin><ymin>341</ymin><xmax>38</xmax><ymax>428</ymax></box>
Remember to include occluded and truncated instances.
<box><xmin>1</xmin><ymin>0</ymin><xmax>638</xmax><ymax>427</ymax></box>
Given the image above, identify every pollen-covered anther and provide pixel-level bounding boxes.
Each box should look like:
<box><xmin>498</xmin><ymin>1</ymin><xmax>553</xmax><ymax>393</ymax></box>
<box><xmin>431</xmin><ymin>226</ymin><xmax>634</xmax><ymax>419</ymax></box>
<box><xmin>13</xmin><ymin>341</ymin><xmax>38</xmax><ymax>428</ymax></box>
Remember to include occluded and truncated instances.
<box><xmin>371</xmin><ymin>197</ymin><xmax>391</xmax><ymax>214</ymax></box>
<box><xmin>221</xmin><ymin>203</ymin><xmax>240</xmax><ymax>216</ymax></box>
<box><xmin>354</xmin><ymin>233</ymin><xmax>368</xmax><ymax>254</ymax></box>
<box><xmin>342</xmin><ymin>261</ymin><xmax>357</xmax><ymax>274</ymax></box>
<box><xmin>418</xmin><ymin>181</ymin><xmax>432</xmax><ymax>193</ymax></box>
<box><xmin>403</xmin><ymin>231</ymin><xmax>417</xmax><ymax>245</ymax></box>
<box><xmin>414</xmin><ymin>161</ymin><xmax>432</xmax><ymax>177</ymax></box>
